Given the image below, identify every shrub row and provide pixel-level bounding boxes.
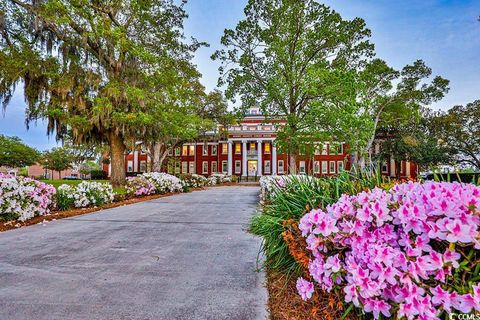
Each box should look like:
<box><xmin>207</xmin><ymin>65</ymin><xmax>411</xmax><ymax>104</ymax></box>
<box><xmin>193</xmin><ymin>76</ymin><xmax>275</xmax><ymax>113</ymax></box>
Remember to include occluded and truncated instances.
<box><xmin>0</xmin><ymin>173</ymin><xmax>56</xmax><ymax>221</ymax></box>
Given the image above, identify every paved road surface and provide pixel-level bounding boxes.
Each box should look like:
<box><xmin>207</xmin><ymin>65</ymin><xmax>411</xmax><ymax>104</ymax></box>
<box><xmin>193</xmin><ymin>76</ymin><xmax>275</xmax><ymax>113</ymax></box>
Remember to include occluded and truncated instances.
<box><xmin>0</xmin><ymin>186</ymin><xmax>267</xmax><ymax>320</ymax></box>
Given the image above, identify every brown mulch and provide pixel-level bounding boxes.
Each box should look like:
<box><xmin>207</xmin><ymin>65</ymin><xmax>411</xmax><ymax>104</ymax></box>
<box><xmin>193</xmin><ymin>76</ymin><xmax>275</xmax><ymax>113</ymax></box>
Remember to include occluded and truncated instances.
<box><xmin>266</xmin><ymin>220</ymin><xmax>360</xmax><ymax>320</ymax></box>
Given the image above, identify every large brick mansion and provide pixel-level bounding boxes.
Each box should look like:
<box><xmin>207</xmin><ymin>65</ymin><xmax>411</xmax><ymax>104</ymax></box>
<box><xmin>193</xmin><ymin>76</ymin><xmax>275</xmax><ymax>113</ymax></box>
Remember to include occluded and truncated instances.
<box><xmin>103</xmin><ymin>108</ymin><xmax>417</xmax><ymax>179</ymax></box>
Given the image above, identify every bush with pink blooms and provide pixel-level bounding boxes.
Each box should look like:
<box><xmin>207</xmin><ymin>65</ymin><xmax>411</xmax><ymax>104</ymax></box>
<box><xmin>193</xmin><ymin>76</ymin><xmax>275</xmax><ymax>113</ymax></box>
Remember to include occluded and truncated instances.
<box><xmin>297</xmin><ymin>181</ymin><xmax>480</xmax><ymax>320</ymax></box>
<box><xmin>126</xmin><ymin>176</ymin><xmax>156</xmax><ymax>197</ymax></box>
<box><xmin>0</xmin><ymin>173</ymin><xmax>56</xmax><ymax>221</ymax></box>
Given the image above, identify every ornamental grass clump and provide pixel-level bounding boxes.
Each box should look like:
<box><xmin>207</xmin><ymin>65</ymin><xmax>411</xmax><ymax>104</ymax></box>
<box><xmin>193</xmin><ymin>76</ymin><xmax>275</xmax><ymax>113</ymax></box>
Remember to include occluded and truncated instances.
<box><xmin>251</xmin><ymin>173</ymin><xmax>385</xmax><ymax>274</ymax></box>
<box><xmin>141</xmin><ymin>172</ymin><xmax>183</xmax><ymax>194</ymax></box>
<box><xmin>297</xmin><ymin>181</ymin><xmax>480</xmax><ymax>320</ymax></box>
<box><xmin>126</xmin><ymin>176</ymin><xmax>156</xmax><ymax>196</ymax></box>
<box><xmin>0</xmin><ymin>173</ymin><xmax>55</xmax><ymax>221</ymax></box>
<box><xmin>56</xmin><ymin>181</ymin><xmax>114</xmax><ymax>210</ymax></box>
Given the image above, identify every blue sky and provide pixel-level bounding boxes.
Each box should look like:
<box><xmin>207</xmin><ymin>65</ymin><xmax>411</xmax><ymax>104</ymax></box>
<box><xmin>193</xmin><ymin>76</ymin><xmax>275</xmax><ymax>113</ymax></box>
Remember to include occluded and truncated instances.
<box><xmin>1</xmin><ymin>0</ymin><xmax>479</xmax><ymax>150</ymax></box>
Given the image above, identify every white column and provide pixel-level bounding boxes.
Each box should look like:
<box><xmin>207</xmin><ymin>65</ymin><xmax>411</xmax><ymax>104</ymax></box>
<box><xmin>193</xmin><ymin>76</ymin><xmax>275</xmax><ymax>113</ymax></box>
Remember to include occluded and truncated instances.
<box><xmin>272</xmin><ymin>142</ymin><xmax>277</xmax><ymax>175</ymax></box>
<box><xmin>227</xmin><ymin>141</ymin><xmax>233</xmax><ymax>175</ymax></box>
<box><xmin>242</xmin><ymin>140</ymin><xmax>247</xmax><ymax>176</ymax></box>
<box><xmin>390</xmin><ymin>156</ymin><xmax>395</xmax><ymax>177</ymax></box>
<box><xmin>257</xmin><ymin>140</ymin><xmax>262</xmax><ymax>176</ymax></box>
<box><xmin>134</xmin><ymin>150</ymin><xmax>139</xmax><ymax>172</ymax></box>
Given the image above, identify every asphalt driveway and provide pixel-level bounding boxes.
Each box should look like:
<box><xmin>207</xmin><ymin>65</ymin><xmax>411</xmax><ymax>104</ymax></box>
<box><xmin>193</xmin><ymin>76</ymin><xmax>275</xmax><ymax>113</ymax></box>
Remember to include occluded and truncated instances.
<box><xmin>0</xmin><ymin>186</ymin><xmax>267</xmax><ymax>320</ymax></box>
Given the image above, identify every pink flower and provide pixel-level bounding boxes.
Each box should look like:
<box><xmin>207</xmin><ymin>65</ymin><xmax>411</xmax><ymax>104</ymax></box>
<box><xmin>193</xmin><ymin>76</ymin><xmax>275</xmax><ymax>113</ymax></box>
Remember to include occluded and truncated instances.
<box><xmin>296</xmin><ymin>277</ymin><xmax>314</xmax><ymax>301</ymax></box>
<box><xmin>363</xmin><ymin>298</ymin><xmax>391</xmax><ymax>319</ymax></box>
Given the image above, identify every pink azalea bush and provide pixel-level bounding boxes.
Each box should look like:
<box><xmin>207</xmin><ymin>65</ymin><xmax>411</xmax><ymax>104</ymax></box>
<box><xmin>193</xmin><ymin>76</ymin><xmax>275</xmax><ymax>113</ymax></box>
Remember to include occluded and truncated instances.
<box><xmin>126</xmin><ymin>176</ymin><xmax>156</xmax><ymax>196</ymax></box>
<box><xmin>0</xmin><ymin>173</ymin><xmax>56</xmax><ymax>221</ymax></box>
<box><xmin>297</xmin><ymin>181</ymin><xmax>480</xmax><ymax>319</ymax></box>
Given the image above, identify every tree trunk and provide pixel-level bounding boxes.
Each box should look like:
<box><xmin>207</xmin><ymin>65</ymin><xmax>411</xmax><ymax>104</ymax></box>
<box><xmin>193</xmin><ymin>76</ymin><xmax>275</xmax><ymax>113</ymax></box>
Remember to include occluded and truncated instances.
<box><xmin>109</xmin><ymin>132</ymin><xmax>126</xmax><ymax>187</ymax></box>
<box><xmin>151</xmin><ymin>143</ymin><xmax>170</xmax><ymax>172</ymax></box>
<box><xmin>58</xmin><ymin>170</ymin><xmax>61</xmax><ymax>179</ymax></box>
<box><xmin>289</xmin><ymin>153</ymin><xmax>297</xmax><ymax>174</ymax></box>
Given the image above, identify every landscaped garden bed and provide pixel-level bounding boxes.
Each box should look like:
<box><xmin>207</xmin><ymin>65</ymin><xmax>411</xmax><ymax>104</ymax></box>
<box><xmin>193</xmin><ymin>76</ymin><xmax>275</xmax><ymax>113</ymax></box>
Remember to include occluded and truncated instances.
<box><xmin>251</xmin><ymin>174</ymin><xmax>480</xmax><ymax>320</ymax></box>
<box><xmin>0</xmin><ymin>172</ymin><xmax>237</xmax><ymax>232</ymax></box>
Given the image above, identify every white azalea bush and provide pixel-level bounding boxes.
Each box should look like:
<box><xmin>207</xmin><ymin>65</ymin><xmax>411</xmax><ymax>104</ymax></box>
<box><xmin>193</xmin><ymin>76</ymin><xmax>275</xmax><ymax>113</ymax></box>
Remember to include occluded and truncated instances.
<box><xmin>0</xmin><ymin>173</ymin><xmax>56</xmax><ymax>221</ymax></box>
<box><xmin>125</xmin><ymin>175</ymin><xmax>156</xmax><ymax>196</ymax></box>
<box><xmin>180</xmin><ymin>174</ymin><xmax>208</xmax><ymax>188</ymax></box>
<box><xmin>141</xmin><ymin>172</ymin><xmax>183</xmax><ymax>194</ymax></box>
<box><xmin>207</xmin><ymin>173</ymin><xmax>235</xmax><ymax>185</ymax></box>
<box><xmin>56</xmin><ymin>181</ymin><xmax>115</xmax><ymax>210</ymax></box>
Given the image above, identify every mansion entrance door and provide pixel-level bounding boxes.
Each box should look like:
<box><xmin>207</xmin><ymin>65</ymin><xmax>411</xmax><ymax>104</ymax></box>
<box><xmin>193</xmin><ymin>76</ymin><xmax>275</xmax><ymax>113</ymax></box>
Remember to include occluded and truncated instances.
<box><xmin>247</xmin><ymin>160</ymin><xmax>257</xmax><ymax>176</ymax></box>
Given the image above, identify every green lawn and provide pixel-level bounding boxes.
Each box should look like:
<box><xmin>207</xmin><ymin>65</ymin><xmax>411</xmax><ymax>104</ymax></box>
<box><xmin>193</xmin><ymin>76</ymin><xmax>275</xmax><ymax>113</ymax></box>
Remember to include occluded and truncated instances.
<box><xmin>40</xmin><ymin>179</ymin><xmax>110</xmax><ymax>189</ymax></box>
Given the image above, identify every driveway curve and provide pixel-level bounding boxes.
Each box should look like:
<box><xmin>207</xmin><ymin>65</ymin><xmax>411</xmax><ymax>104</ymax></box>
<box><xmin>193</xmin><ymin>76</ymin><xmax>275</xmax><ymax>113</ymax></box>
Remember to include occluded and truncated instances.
<box><xmin>0</xmin><ymin>186</ymin><xmax>267</xmax><ymax>320</ymax></box>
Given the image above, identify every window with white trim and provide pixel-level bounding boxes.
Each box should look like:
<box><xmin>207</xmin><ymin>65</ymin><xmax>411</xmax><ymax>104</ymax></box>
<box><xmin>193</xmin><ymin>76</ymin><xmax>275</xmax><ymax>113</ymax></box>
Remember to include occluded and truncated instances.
<box><xmin>235</xmin><ymin>143</ymin><xmax>241</xmax><ymax>154</ymax></box>
<box><xmin>202</xmin><ymin>145</ymin><xmax>208</xmax><ymax>156</ymax></box>
<box><xmin>174</xmin><ymin>162</ymin><xmax>180</xmax><ymax>174</ymax></box>
<box><xmin>212</xmin><ymin>145</ymin><xmax>217</xmax><ymax>156</ymax></box>
<box><xmin>211</xmin><ymin>161</ymin><xmax>217</xmax><ymax>173</ymax></box>
<box><xmin>182</xmin><ymin>146</ymin><xmax>188</xmax><ymax>156</ymax></box>
<box><xmin>382</xmin><ymin>161</ymin><xmax>388</xmax><ymax>173</ymax></box>
<box><xmin>189</xmin><ymin>145</ymin><xmax>195</xmax><ymax>155</ymax></box>
<box><xmin>329</xmin><ymin>161</ymin><xmax>336</xmax><ymax>174</ymax></box>
<box><xmin>264</xmin><ymin>160</ymin><xmax>271</xmax><ymax>174</ymax></box>
<box><xmin>175</xmin><ymin>147</ymin><xmax>180</xmax><ymax>156</ymax></box>
<box><xmin>189</xmin><ymin>161</ymin><xmax>195</xmax><ymax>174</ymax></box>
<box><xmin>168</xmin><ymin>148</ymin><xmax>173</xmax><ymax>156</ymax></box>
<box><xmin>337</xmin><ymin>161</ymin><xmax>344</xmax><ymax>172</ymax></box>
<box><xmin>314</xmin><ymin>161</ymin><xmax>320</xmax><ymax>174</ymax></box>
<box><xmin>322</xmin><ymin>161</ymin><xmax>328</xmax><ymax>174</ymax></box>
<box><xmin>278</xmin><ymin>160</ymin><xmax>285</xmax><ymax>174</ymax></box>
<box><xmin>235</xmin><ymin>160</ymin><xmax>241</xmax><ymax>174</ymax></box>
<box><xmin>264</xmin><ymin>143</ymin><xmax>271</xmax><ymax>154</ymax></box>
<box><xmin>202</xmin><ymin>161</ymin><xmax>208</xmax><ymax>174</ymax></box>
<box><xmin>182</xmin><ymin>161</ymin><xmax>188</xmax><ymax>174</ymax></box>
<box><xmin>322</xmin><ymin>144</ymin><xmax>328</xmax><ymax>155</ymax></box>
<box><xmin>222</xmin><ymin>161</ymin><xmax>228</xmax><ymax>173</ymax></box>
<box><xmin>127</xmin><ymin>160</ymin><xmax>133</xmax><ymax>172</ymax></box>
<box><xmin>299</xmin><ymin>161</ymin><xmax>306</xmax><ymax>174</ymax></box>
<box><xmin>140</xmin><ymin>161</ymin><xmax>147</xmax><ymax>173</ymax></box>
<box><xmin>222</xmin><ymin>143</ymin><xmax>228</xmax><ymax>154</ymax></box>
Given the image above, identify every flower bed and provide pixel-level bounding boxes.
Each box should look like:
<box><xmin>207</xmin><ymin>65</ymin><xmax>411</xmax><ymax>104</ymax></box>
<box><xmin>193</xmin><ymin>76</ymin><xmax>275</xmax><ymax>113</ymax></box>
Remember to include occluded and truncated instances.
<box><xmin>126</xmin><ymin>176</ymin><xmax>156</xmax><ymax>196</ymax></box>
<box><xmin>297</xmin><ymin>181</ymin><xmax>480</xmax><ymax>319</ymax></box>
<box><xmin>56</xmin><ymin>181</ymin><xmax>115</xmax><ymax>210</ymax></box>
<box><xmin>141</xmin><ymin>172</ymin><xmax>183</xmax><ymax>194</ymax></box>
<box><xmin>0</xmin><ymin>173</ymin><xmax>56</xmax><ymax>221</ymax></box>
<box><xmin>180</xmin><ymin>173</ymin><xmax>208</xmax><ymax>188</ymax></box>
<box><xmin>207</xmin><ymin>173</ymin><xmax>236</xmax><ymax>185</ymax></box>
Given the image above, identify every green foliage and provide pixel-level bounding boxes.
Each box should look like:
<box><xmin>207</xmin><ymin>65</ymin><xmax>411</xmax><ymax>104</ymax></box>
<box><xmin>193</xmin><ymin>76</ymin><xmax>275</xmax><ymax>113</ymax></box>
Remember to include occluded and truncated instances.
<box><xmin>213</xmin><ymin>0</ymin><xmax>374</xmax><ymax>168</ymax></box>
<box><xmin>55</xmin><ymin>190</ymin><xmax>75</xmax><ymax>211</ymax></box>
<box><xmin>89</xmin><ymin>169</ymin><xmax>107</xmax><ymax>180</ymax></box>
<box><xmin>428</xmin><ymin>100</ymin><xmax>480</xmax><ymax>169</ymax></box>
<box><xmin>0</xmin><ymin>0</ymin><xmax>204</xmax><ymax>185</ymax></box>
<box><xmin>0</xmin><ymin>135</ymin><xmax>40</xmax><ymax>168</ymax></box>
<box><xmin>41</xmin><ymin>147</ymin><xmax>74</xmax><ymax>176</ymax></box>
<box><xmin>250</xmin><ymin>172</ymin><xmax>387</xmax><ymax>274</ymax></box>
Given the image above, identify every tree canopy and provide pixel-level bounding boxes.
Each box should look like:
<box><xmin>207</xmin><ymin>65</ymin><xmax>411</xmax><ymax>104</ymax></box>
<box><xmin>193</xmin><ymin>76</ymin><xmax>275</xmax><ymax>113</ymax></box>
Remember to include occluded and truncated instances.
<box><xmin>0</xmin><ymin>0</ymin><xmax>204</xmax><ymax>185</ymax></box>
<box><xmin>0</xmin><ymin>134</ymin><xmax>40</xmax><ymax>168</ymax></box>
<box><xmin>213</xmin><ymin>0</ymin><xmax>374</xmax><ymax>173</ymax></box>
<box><xmin>41</xmin><ymin>146</ymin><xmax>75</xmax><ymax>178</ymax></box>
<box><xmin>429</xmin><ymin>100</ymin><xmax>480</xmax><ymax>170</ymax></box>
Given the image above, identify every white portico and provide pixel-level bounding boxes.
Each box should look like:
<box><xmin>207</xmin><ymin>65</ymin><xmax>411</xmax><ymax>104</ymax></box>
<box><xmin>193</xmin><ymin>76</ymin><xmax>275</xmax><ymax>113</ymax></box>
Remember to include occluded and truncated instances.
<box><xmin>225</xmin><ymin>138</ymin><xmax>277</xmax><ymax>177</ymax></box>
